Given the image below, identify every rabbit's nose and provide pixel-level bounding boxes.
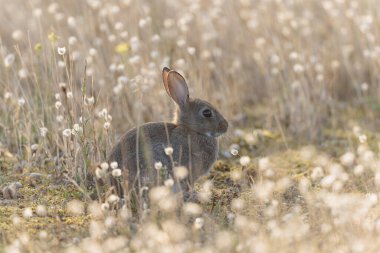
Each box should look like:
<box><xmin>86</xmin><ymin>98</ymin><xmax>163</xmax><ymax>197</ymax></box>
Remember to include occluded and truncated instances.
<box><xmin>219</xmin><ymin>120</ymin><xmax>229</xmax><ymax>133</ymax></box>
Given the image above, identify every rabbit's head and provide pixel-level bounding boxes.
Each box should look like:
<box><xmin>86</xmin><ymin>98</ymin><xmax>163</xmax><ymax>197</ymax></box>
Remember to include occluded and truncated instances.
<box><xmin>162</xmin><ymin>67</ymin><xmax>228</xmax><ymax>137</ymax></box>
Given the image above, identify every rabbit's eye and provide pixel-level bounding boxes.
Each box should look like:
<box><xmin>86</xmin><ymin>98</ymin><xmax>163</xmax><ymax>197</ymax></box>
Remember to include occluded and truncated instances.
<box><xmin>202</xmin><ymin>109</ymin><xmax>212</xmax><ymax>118</ymax></box>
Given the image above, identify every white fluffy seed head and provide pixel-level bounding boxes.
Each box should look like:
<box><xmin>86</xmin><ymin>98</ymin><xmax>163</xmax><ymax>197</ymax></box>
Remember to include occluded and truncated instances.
<box><xmin>187</xmin><ymin>47</ymin><xmax>196</xmax><ymax>55</ymax></box>
<box><xmin>164</xmin><ymin>178</ymin><xmax>174</xmax><ymax>187</ymax></box>
<box><xmin>18</xmin><ymin>98</ymin><xmax>25</xmax><ymax>106</ymax></box>
<box><xmin>36</xmin><ymin>205</ymin><xmax>47</xmax><ymax>217</ymax></box>
<box><xmin>198</xmin><ymin>180</ymin><xmax>213</xmax><ymax>203</ymax></box>
<box><xmin>86</xmin><ymin>96</ymin><xmax>95</xmax><ymax>105</ymax></box>
<box><xmin>332</xmin><ymin>180</ymin><xmax>343</xmax><ymax>192</ymax></box>
<box><xmin>230</xmin><ymin>170</ymin><xmax>243</xmax><ymax>182</ymax></box>
<box><xmin>231</xmin><ymin>198</ymin><xmax>246</xmax><ymax>212</ymax></box>
<box><xmin>164</xmin><ymin>147</ymin><xmax>173</xmax><ymax>155</ymax></box>
<box><xmin>293</xmin><ymin>63</ymin><xmax>305</xmax><ymax>73</ymax></box>
<box><xmin>119</xmin><ymin>206</ymin><xmax>131</xmax><ymax>220</ymax></box>
<box><xmin>4</xmin><ymin>92</ymin><xmax>13</xmax><ymax>100</ymax></box>
<box><xmin>19</xmin><ymin>232</ymin><xmax>30</xmax><ymax>245</ymax></box>
<box><xmin>4</xmin><ymin>53</ymin><xmax>15</xmax><ymax>67</ymax></box>
<box><xmin>62</xmin><ymin>128</ymin><xmax>72</xmax><ymax>138</ymax></box>
<box><xmin>258</xmin><ymin>157</ymin><xmax>270</xmax><ymax>171</ymax></box>
<box><xmin>254</xmin><ymin>181</ymin><xmax>275</xmax><ymax>202</ymax></box>
<box><xmin>104</xmin><ymin>216</ymin><xmax>115</xmax><ymax>228</ymax></box>
<box><xmin>12</xmin><ymin>215</ymin><xmax>21</xmax><ymax>226</ymax></box>
<box><xmin>56</xmin><ymin>115</ymin><xmax>64</xmax><ymax>122</ymax></box>
<box><xmin>276</xmin><ymin>177</ymin><xmax>292</xmax><ymax>192</ymax></box>
<box><xmin>112</xmin><ymin>169</ymin><xmax>122</xmax><ymax>177</ymax></box>
<box><xmin>321</xmin><ymin>175</ymin><xmax>336</xmax><ymax>188</ymax></box>
<box><xmin>358</xmin><ymin>134</ymin><xmax>367</xmax><ymax>143</ymax></box>
<box><xmin>361</xmin><ymin>150</ymin><xmax>375</xmax><ymax>164</ymax></box>
<box><xmin>67</xmin><ymin>200</ymin><xmax>85</xmax><ymax>216</ymax></box>
<box><xmin>340</xmin><ymin>152</ymin><xmax>355</xmax><ymax>167</ymax></box>
<box><xmin>354</xmin><ymin>165</ymin><xmax>365</xmax><ymax>175</ymax></box>
<box><xmin>40</xmin><ymin>127</ymin><xmax>48</xmax><ymax>137</ymax></box>
<box><xmin>57</xmin><ymin>47</ymin><xmax>66</xmax><ymax>55</ymax></box>
<box><xmin>88</xmin><ymin>202</ymin><xmax>103</xmax><ymax>218</ymax></box>
<box><xmin>23</xmin><ymin>207</ymin><xmax>33</xmax><ymax>219</ymax></box>
<box><xmin>157</xmin><ymin>196</ymin><xmax>177</xmax><ymax>212</ymax></box>
<box><xmin>311</xmin><ymin>167</ymin><xmax>324</xmax><ymax>181</ymax></box>
<box><xmin>58</xmin><ymin>60</ymin><xmax>65</xmax><ymax>68</ymax></box>
<box><xmin>100</xmin><ymin>162</ymin><xmax>109</xmax><ymax>170</ymax></box>
<box><xmin>59</xmin><ymin>82</ymin><xmax>67</xmax><ymax>89</ymax></box>
<box><xmin>183</xmin><ymin>202</ymin><xmax>202</xmax><ymax>216</ymax></box>
<box><xmin>193</xmin><ymin>217</ymin><xmax>204</xmax><ymax>230</ymax></box>
<box><xmin>73</xmin><ymin>124</ymin><xmax>82</xmax><ymax>132</ymax></box>
<box><xmin>264</xmin><ymin>168</ymin><xmax>275</xmax><ymax>178</ymax></box>
<box><xmin>149</xmin><ymin>186</ymin><xmax>170</xmax><ymax>203</ymax></box>
<box><xmin>173</xmin><ymin>166</ymin><xmax>188</xmax><ymax>180</ymax></box>
<box><xmin>18</xmin><ymin>68</ymin><xmax>28</xmax><ymax>79</ymax></box>
<box><xmin>104</xmin><ymin>122</ymin><xmax>111</xmax><ymax>129</ymax></box>
<box><xmin>203</xmin><ymin>180</ymin><xmax>213</xmax><ymax>191</ymax></box>
<box><xmin>68</xmin><ymin>36</ymin><xmax>77</xmax><ymax>45</ymax></box>
<box><xmin>95</xmin><ymin>167</ymin><xmax>105</xmax><ymax>179</ymax></box>
<box><xmin>230</xmin><ymin>148</ymin><xmax>239</xmax><ymax>156</ymax></box>
<box><xmin>31</xmin><ymin>144</ymin><xmax>39</xmax><ymax>151</ymax></box>
<box><xmin>101</xmin><ymin>203</ymin><xmax>110</xmax><ymax>211</ymax></box>
<box><xmin>107</xmin><ymin>194</ymin><xmax>120</xmax><ymax>204</ymax></box>
<box><xmin>239</xmin><ymin>156</ymin><xmax>251</xmax><ymax>166</ymax></box>
<box><xmin>154</xmin><ymin>161</ymin><xmax>163</xmax><ymax>170</ymax></box>
<box><xmin>38</xmin><ymin>230</ymin><xmax>48</xmax><ymax>240</ymax></box>
<box><xmin>110</xmin><ymin>161</ymin><xmax>118</xmax><ymax>169</ymax></box>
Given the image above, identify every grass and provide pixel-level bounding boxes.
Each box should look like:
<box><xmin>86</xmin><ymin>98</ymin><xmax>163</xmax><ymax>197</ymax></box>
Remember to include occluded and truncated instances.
<box><xmin>1</xmin><ymin>123</ymin><xmax>379</xmax><ymax>251</ymax></box>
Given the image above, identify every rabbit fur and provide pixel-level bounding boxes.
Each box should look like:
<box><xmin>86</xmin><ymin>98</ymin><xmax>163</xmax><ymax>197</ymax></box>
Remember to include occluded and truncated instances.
<box><xmin>108</xmin><ymin>67</ymin><xmax>228</xmax><ymax>199</ymax></box>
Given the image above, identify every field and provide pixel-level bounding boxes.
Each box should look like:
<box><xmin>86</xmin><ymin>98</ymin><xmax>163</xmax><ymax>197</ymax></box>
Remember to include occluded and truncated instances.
<box><xmin>1</xmin><ymin>0</ymin><xmax>380</xmax><ymax>252</ymax></box>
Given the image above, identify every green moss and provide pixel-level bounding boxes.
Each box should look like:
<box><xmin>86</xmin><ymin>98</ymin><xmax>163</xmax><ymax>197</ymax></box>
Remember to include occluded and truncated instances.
<box><xmin>0</xmin><ymin>161</ymin><xmax>90</xmax><ymax>245</ymax></box>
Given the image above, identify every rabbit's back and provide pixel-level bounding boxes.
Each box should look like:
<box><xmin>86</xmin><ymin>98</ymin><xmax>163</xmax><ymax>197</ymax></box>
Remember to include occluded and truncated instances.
<box><xmin>108</xmin><ymin>122</ymin><xmax>218</xmax><ymax>188</ymax></box>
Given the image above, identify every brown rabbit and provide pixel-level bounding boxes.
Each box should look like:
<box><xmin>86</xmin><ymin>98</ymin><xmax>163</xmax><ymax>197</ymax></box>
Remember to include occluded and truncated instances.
<box><xmin>108</xmin><ymin>67</ymin><xmax>228</xmax><ymax>200</ymax></box>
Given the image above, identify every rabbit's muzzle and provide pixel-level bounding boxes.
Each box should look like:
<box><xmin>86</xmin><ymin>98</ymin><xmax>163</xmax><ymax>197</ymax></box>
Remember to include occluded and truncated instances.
<box><xmin>208</xmin><ymin>120</ymin><xmax>228</xmax><ymax>137</ymax></box>
<box><xmin>205</xmin><ymin>120</ymin><xmax>228</xmax><ymax>138</ymax></box>
<box><xmin>219</xmin><ymin>119</ymin><xmax>229</xmax><ymax>134</ymax></box>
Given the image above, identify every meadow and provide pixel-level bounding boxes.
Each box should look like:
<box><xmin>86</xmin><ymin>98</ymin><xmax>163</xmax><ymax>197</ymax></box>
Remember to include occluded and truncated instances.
<box><xmin>1</xmin><ymin>0</ymin><xmax>380</xmax><ymax>252</ymax></box>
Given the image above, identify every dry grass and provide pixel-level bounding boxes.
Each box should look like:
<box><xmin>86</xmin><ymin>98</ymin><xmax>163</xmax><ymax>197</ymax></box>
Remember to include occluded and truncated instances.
<box><xmin>1</xmin><ymin>0</ymin><xmax>380</xmax><ymax>252</ymax></box>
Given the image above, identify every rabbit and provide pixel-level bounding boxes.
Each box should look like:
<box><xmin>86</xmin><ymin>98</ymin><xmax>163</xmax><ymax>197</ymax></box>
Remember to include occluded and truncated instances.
<box><xmin>107</xmin><ymin>67</ymin><xmax>228</xmax><ymax>201</ymax></box>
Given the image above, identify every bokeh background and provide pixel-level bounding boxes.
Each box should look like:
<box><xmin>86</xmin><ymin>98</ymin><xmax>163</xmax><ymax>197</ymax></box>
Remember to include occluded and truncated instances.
<box><xmin>1</xmin><ymin>0</ymin><xmax>380</xmax><ymax>252</ymax></box>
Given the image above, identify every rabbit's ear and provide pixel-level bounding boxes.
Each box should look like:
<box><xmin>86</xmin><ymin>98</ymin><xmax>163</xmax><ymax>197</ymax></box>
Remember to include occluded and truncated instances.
<box><xmin>167</xmin><ymin>71</ymin><xmax>189</xmax><ymax>108</ymax></box>
<box><xmin>162</xmin><ymin>67</ymin><xmax>171</xmax><ymax>95</ymax></box>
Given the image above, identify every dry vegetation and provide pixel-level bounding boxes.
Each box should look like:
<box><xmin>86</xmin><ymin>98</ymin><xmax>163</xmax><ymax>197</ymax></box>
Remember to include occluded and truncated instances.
<box><xmin>1</xmin><ymin>0</ymin><xmax>380</xmax><ymax>252</ymax></box>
